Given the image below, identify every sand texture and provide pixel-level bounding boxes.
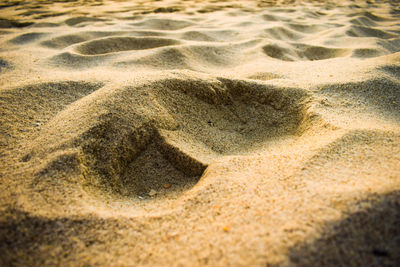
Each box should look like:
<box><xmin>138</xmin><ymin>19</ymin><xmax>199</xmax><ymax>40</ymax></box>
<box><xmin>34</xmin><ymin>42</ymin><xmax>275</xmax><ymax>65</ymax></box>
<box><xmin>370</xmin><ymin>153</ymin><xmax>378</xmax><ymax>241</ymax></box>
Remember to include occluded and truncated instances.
<box><xmin>0</xmin><ymin>0</ymin><xmax>400</xmax><ymax>266</ymax></box>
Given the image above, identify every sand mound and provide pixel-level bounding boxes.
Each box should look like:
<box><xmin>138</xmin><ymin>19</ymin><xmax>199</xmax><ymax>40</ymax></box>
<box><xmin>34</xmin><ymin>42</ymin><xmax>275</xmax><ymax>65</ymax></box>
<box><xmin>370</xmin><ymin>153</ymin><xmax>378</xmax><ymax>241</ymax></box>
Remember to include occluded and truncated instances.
<box><xmin>65</xmin><ymin>16</ymin><xmax>107</xmax><ymax>26</ymax></box>
<box><xmin>9</xmin><ymin>32</ymin><xmax>48</xmax><ymax>44</ymax></box>
<box><xmin>130</xmin><ymin>18</ymin><xmax>194</xmax><ymax>31</ymax></box>
<box><xmin>41</xmin><ymin>31</ymin><xmax>126</xmax><ymax>49</ymax></box>
<box><xmin>75</xmin><ymin>37</ymin><xmax>181</xmax><ymax>55</ymax></box>
<box><xmin>21</xmin><ymin>75</ymin><xmax>309</xmax><ymax>200</ymax></box>
<box><xmin>1</xmin><ymin>0</ymin><xmax>400</xmax><ymax>266</ymax></box>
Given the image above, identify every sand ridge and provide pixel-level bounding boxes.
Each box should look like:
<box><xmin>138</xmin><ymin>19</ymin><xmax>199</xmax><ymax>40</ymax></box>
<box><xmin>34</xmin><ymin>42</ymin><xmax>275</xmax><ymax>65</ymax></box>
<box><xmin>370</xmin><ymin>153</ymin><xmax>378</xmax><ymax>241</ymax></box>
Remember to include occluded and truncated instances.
<box><xmin>0</xmin><ymin>0</ymin><xmax>400</xmax><ymax>266</ymax></box>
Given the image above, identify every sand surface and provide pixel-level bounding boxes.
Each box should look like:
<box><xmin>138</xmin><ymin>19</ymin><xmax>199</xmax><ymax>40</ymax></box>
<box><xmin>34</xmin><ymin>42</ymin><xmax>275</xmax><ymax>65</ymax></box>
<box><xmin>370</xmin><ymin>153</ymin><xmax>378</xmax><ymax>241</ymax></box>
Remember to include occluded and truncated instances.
<box><xmin>0</xmin><ymin>0</ymin><xmax>400</xmax><ymax>266</ymax></box>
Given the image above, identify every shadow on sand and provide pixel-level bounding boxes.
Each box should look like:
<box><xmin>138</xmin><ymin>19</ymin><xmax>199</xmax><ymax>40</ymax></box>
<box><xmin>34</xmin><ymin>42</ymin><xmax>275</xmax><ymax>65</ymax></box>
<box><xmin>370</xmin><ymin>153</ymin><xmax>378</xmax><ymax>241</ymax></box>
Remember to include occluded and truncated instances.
<box><xmin>289</xmin><ymin>190</ymin><xmax>400</xmax><ymax>266</ymax></box>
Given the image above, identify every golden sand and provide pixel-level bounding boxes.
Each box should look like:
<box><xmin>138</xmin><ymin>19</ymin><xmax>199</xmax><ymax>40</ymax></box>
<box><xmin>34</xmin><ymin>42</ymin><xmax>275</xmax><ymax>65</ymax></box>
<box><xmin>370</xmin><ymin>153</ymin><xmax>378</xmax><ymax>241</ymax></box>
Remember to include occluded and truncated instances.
<box><xmin>0</xmin><ymin>0</ymin><xmax>399</xmax><ymax>265</ymax></box>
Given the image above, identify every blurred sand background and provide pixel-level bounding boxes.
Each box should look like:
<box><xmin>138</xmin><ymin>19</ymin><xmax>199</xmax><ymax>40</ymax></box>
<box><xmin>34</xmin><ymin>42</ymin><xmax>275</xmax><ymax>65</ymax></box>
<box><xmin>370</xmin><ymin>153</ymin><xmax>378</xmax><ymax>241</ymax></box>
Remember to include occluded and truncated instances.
<box><xmin>0</xmin><ymin>0</ymin><xmax>400</xmax><ymax>266</ymax></box>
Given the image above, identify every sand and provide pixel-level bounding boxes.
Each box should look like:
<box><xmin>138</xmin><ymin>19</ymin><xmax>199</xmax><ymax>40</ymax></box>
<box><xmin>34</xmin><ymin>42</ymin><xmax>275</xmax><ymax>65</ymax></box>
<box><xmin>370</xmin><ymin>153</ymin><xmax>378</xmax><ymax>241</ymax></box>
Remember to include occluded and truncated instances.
<box><xmin>0</xmin><ymin>0</ymin><xmax>399</xmax><ymax>265</ymax></box>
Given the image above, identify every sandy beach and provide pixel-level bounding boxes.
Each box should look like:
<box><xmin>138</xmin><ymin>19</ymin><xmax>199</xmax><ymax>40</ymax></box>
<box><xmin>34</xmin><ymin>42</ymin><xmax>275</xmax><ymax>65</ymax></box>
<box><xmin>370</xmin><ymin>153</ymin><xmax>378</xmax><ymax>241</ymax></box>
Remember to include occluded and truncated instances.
<box><xmin>0</xmin><ymin>0</ymin><xmax>399</xmax><ymax>265</ymax></box>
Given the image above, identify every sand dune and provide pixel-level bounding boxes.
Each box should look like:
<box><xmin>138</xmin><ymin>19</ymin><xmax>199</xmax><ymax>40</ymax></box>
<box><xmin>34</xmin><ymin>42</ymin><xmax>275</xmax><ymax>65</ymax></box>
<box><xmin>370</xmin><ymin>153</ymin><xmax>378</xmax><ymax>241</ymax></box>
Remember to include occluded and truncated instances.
<box><xmin>0</xmin><ymin>0</ymin><xmax>400</xmax><ymax>266</ymax></box>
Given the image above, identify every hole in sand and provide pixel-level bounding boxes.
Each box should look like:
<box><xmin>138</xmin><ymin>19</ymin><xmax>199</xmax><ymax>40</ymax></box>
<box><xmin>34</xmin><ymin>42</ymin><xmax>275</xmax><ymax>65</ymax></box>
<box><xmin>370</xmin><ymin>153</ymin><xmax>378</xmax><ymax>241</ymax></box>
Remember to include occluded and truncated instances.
<box><xmin>73</xmin><ymin>77</ymin><xmax>311</xmax><ymax>201</ymax></box>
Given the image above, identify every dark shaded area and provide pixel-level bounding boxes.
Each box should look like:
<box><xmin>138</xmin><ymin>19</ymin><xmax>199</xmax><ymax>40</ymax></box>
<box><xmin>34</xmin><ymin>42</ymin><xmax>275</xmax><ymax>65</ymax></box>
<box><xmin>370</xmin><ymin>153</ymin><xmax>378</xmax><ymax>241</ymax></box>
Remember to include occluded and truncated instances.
<box><xmin>289</xmin><ymin>191</ymin><xmax>400</xmax><ymax>266</ymax></box>
<box><xmin>9</xmin><ymin>32</ymin><xmax>47</xmax><ymax>44</ymax></box>
<box><xmin>140</xmin><ymin>7</ymin><xmax>183</xmax><ymax>14</ymax></box>
<box><xmin>65</xmin><ymin>16</ymin><xmax>106</xmax><ymax>26</ymax></box>
<box><xmin>75</xmin><ymin>36</ymin><xmax>180</xmax><ymax>55</ymax></box>
<box><xmin>0</xmin><ymin>58</ymin><xmax>9</xmax><ymax>71</ymax></box>
<box><xmin>0</xmin><ymin>1</ymin><xmax>21</xmax><ymax>9</ymax></box>
<box><xmin>379</xmin><ymin>65</ymin><xmax>400</xmax><ymax>79</ymax></box>
<box><xmin>35</xmin><ymin>153</ymin><xmax>81</xmax><ymax>178</ymax></box>
<box><xmin>0</xmin><ymin>208</ymin><xmax>120</xmax><ymax>267</ymax></box>
<box><xmin>0</xmin><ymin>18</ymin><xmax>33</xmax><ymax>28</ymax></box>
